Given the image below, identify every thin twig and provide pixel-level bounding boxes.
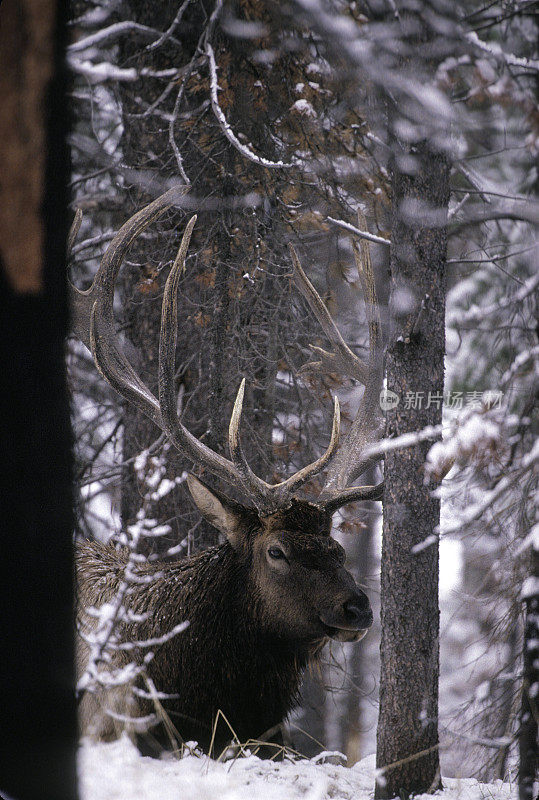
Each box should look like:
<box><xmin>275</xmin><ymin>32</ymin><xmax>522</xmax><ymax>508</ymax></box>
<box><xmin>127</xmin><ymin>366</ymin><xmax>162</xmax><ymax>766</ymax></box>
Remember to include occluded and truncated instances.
<box><xmin>327</xmin><ymin>216</ymin><xmax>390</xmax><ymax>246</ymax></box>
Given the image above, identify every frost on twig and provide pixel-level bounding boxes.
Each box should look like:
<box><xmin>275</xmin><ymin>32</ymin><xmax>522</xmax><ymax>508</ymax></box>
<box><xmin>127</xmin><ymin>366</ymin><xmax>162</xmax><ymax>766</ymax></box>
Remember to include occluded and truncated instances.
<box><xmin>67</xmin><ymin>56</ymin><xmax>138</xmax><ymax>84</ymax></box>
<box><xmin>68</xmin><ymin>21</ymin><xmax>181</xmax><ymax>54</ymax></box>
<box><xmin>327</xmin><ymin>216</ymin><xmax>391</xmax><ymax>246</ymax></box>
<box><xmin>77</xmin><ymin>448</ymin><xmax>188</xmax><ymax>702</ymax></box>
<box><xmin>447</xmin><ymin>273</ymin><xmax>539</xmax><ymax>327</ymax></box>
<box><xmin>425</xmin><ymin>406</ymin><xmax>505</xmax><ymax>482</ymax></box>
<box><xmin>465</xmin><ymin>31</ymin><xmax>539</xmax><ymax>73</ymax></box>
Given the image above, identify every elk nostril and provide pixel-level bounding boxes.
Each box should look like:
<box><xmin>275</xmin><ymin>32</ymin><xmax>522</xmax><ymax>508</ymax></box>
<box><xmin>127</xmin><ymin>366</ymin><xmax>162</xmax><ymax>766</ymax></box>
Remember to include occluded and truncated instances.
<box><xmin>343</xmin><ymin>602</ymin><xmax>361</xmax><ymax>623</ymax></box>
<box><xmin>356</xmin><ymin>592</ymin><xmax>370</xmax><ymax>611</ymax></box>
<box><xmin>343</xmin><ymin>599</ymin><xmax>373</xmax><ymax>628</ymax></box>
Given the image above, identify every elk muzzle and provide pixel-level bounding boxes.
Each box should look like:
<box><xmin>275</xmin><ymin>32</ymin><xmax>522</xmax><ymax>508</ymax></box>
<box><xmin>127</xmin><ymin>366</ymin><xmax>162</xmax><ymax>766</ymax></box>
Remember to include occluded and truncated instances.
<box><xmin>318</xmin><ymin>572</ymin><xmax>373</xmax><ymax>643</ymax></box>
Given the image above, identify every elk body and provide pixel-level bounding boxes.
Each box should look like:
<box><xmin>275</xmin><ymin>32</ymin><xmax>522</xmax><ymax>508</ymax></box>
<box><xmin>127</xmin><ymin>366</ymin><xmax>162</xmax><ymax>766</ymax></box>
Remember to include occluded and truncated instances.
<box><xmin>77</xmin><ymin>484</ymin><xmax>373</xmax><ymax>754</ymax></box>
<box><xmin>71</xmin><ymin>189</ymin><xmax>383</xmax><ymax>755</ymax></box>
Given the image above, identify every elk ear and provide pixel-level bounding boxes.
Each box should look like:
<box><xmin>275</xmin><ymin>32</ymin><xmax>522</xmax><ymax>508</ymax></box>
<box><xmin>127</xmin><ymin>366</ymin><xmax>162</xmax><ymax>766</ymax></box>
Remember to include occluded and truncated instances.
<box><xmin>186</xmin><ymin>474</ymin><xmax>249</xmax><ymax>548</ymax></box>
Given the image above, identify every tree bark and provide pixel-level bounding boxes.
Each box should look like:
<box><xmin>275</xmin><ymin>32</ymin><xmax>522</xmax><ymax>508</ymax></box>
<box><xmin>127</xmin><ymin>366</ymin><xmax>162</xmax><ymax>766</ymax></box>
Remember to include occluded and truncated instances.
<box><xmin>0</xmin><ymin>1</ymin><xmax>77</xmax><ymax>798</ymax></box>
<box><xmin>375</xmin><ymin>142</ymin><xmax>449</xmax><ymax>798</ymax></box>
<box><xmin>518</xmin><ymin>538</ymin><xmax>539</xmax><ymax>800</ymax></box>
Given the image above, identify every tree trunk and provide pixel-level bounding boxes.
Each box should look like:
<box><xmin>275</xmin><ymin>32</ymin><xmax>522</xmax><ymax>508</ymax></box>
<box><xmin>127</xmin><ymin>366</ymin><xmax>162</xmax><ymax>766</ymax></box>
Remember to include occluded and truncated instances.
<box><xmin>519</xmin><ymin>538</ymin><xmax>539</xmax><ymax>800</ymax></box>
<box><xmin>0</xmin><ymin>1</ymin><xmax>77</xmax><ymax>798</ymax></box>
<box><xmin>375</xmin><ymin>142</ymin><xmax>449</xmax><ymax>798</ymax></box>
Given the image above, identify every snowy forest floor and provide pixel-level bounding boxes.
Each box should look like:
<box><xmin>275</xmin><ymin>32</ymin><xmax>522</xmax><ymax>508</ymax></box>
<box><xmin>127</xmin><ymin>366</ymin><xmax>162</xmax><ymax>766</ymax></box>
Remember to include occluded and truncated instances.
<box><xmin>79</xmin><ymin>737</ymin><xmax>518</xmax><ymax>800</ymax></box>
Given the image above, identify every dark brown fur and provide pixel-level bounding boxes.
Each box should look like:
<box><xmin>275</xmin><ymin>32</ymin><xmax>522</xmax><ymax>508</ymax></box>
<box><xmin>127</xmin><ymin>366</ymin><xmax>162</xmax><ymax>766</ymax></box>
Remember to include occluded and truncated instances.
<box><xmin>77</xmin><ymin>481</ymin><xmax>372</xmax><ymax>755</ymax></box>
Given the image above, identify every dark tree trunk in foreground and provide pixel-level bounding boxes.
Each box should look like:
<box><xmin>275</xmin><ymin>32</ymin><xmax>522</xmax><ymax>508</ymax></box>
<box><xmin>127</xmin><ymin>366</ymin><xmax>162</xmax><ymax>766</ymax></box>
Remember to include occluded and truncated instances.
<box><xmin>0</xmin><ymin>2</ymin><xmax>77</xmax><ymax>799</ymax></box>
<box><xmin>375</xmin><ymin>142</ymin><xmax>449</xmax><ymax>798</ymax></box>
<box><xmin>519</xmin><ymin>538</ymin><xmax>539</xmax><ymax>800</ymax></box>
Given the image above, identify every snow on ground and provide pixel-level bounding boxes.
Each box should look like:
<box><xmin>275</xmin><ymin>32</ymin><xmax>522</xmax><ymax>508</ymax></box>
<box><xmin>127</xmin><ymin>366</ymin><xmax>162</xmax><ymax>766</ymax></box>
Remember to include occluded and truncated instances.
<box><xmin>79</xmin><ymin>737</ymin><xmax>517</xmax><ymax>800</ymax></box>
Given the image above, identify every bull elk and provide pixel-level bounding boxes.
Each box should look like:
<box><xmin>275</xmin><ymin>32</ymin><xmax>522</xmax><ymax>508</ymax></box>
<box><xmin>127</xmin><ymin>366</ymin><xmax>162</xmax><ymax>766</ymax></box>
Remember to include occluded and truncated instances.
<box><xmin>70</xmin><ymin>188</ymin><xmax>384</xmax><ymax>756</ymax></box>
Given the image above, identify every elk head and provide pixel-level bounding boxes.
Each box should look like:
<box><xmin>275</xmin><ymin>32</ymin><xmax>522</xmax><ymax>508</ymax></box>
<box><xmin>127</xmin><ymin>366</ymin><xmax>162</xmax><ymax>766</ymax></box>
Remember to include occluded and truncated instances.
<box><xmin>69</xmin><ymin>187</ymin><xmax>383</xmax><ymax>639</ymax></box>
<box><xmin>187</xmin><ymin>474</ymin><xmax>373</xmax><ymax>645</ymax></box>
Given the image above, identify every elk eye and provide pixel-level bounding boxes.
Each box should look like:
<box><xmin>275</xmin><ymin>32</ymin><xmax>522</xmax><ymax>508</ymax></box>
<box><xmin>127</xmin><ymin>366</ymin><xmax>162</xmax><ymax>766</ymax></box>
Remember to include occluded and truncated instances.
<box><xmin>268</xmin><ymin>546</ymin><xmax>286</xmax><ymax>560</ymax></box>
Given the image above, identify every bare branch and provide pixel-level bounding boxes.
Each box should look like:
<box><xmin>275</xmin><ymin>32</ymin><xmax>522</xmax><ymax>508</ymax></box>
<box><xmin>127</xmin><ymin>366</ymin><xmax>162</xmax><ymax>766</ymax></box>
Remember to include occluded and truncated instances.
<box><xmin>145</xmin><ymin>1</ymin><xmax>192</xmax><ymax>52</ymax></box>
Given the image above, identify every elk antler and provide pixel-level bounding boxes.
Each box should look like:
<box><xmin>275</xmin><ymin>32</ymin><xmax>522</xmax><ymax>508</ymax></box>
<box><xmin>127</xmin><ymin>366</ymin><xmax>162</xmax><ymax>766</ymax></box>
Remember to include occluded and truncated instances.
<box><xmin>68</xmin><ymin>189</ymin><xmax>341</xmax><ymax>514</ymax></box>
<box><xmin>289</xmin><ymin>209</ymin><xmax>384</xmax><ymax>514</ymax></box>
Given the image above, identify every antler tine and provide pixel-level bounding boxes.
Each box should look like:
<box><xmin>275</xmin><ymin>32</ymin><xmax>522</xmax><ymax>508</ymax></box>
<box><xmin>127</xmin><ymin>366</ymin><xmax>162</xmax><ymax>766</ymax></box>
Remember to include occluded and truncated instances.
<box><xmin>67</xmin><ymin>208</ymin><xmax>83</xmax><ymax>255</ymax></box>
<box><xmin>69</xmin><ymin>186</ymin><xmax>187</xmax><ymax>351</ymax></box>
<box><xmin>227</xmin><ymin>379</ymin><xmax>280</xmax><ymax>505</ymax></box>
<box><xmin>159</xmin><ymin>222</ymin><xmax>260</xmax><ymax>492</ymax></box>
<box><xmin>71</xmin><ymin>188</ymin><xmax>191</xmax><ymax>430</ymax></box>
<box><xmin>353</xmin><ymin>208</ymin><xmax>382</xmax><ymax>367</ymax></box>
<box><xmin>290</xmin><ymin>212</ymin><xmax>384</xmax><ymax>513</ymax></box>
<box><xmin>228</xmin><ymin>382</ymin><xmax>341</xmax><ymax>506</ymax></box>
<box><xmin>319</xmin><ymin>210</ymin><xmax>384</xmax><ymax>503</ymax></box>
<box><xmin>274</xmin><ymin>395</ymin><xmax>341</xmax><ymax>496</ymax></box>
<box><xmin>90</xmin><ymin>298</ymin><xmax>162</xmax><ymax>426</ymax></box>
<box><xmin>289</xmin><ymin>244</ymin><xmax>370</xmax><ymax>385</ymax></box>
<box><xmin>322</xmin><ymin>481</ymin><xmax>384</xmax><ymax>515</ymax></box>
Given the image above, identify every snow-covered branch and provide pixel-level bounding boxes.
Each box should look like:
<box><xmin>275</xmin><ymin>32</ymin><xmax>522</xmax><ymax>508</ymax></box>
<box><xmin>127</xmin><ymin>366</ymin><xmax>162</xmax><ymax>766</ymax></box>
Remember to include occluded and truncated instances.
<box><xmin>438</xmin><ymin>440</ymin><xmax>539</xmax><ymax>536</ymax></box>
<box><xmin>114</xmin><ymin>622</ymin><xmax>189</xmax><ymax>651</ymax></box>
<box><xmin>67</xmin><ymin>56</ymin><xmax>138</xmax><ymax>84</ymax></box>
<box><xmin>500</xmin><ymin>345</ymin><xmax>539</xmax><ymax>389</ymax></box>
<box><xmin>465</xmin><ymin>31</ymin><xmax>539</xmax><ymax>73</ymax></box>
<box><xmin>362</xmin><ymin>424</ymin><xmax>444</xmax><ymax>461</ymax></box>
<box><xmin>206</xmin><ymin>43</ymin><xmax>293</xmax><ymax>170</ymax></box>
<box><xmin>327</xmin><ymin>216</ymin><xmax>391</xmax><ymax>246</ymax></box>
<box><xmin>68</xmin><ymin>21</ymin><xmax>181</xmax><ymax>54</ymax></box>
<box><xmin>447</xmin><ymin>272</ymin><xmax>539</xmax><ymax>326</ymax></box>
<box><xmin>77</xmin><ymin>451</ymin><xmax>189</xmax><ymax>698</ymax></box>
<box><xmin>425</xmin><ymin>409</ymin><xmax>503</xmax><ymax>481</ymax></box>
<box><xmin>68</xmin><ymin>54</ymin><xmax>183</xmax><ymax>84</ymax></box>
